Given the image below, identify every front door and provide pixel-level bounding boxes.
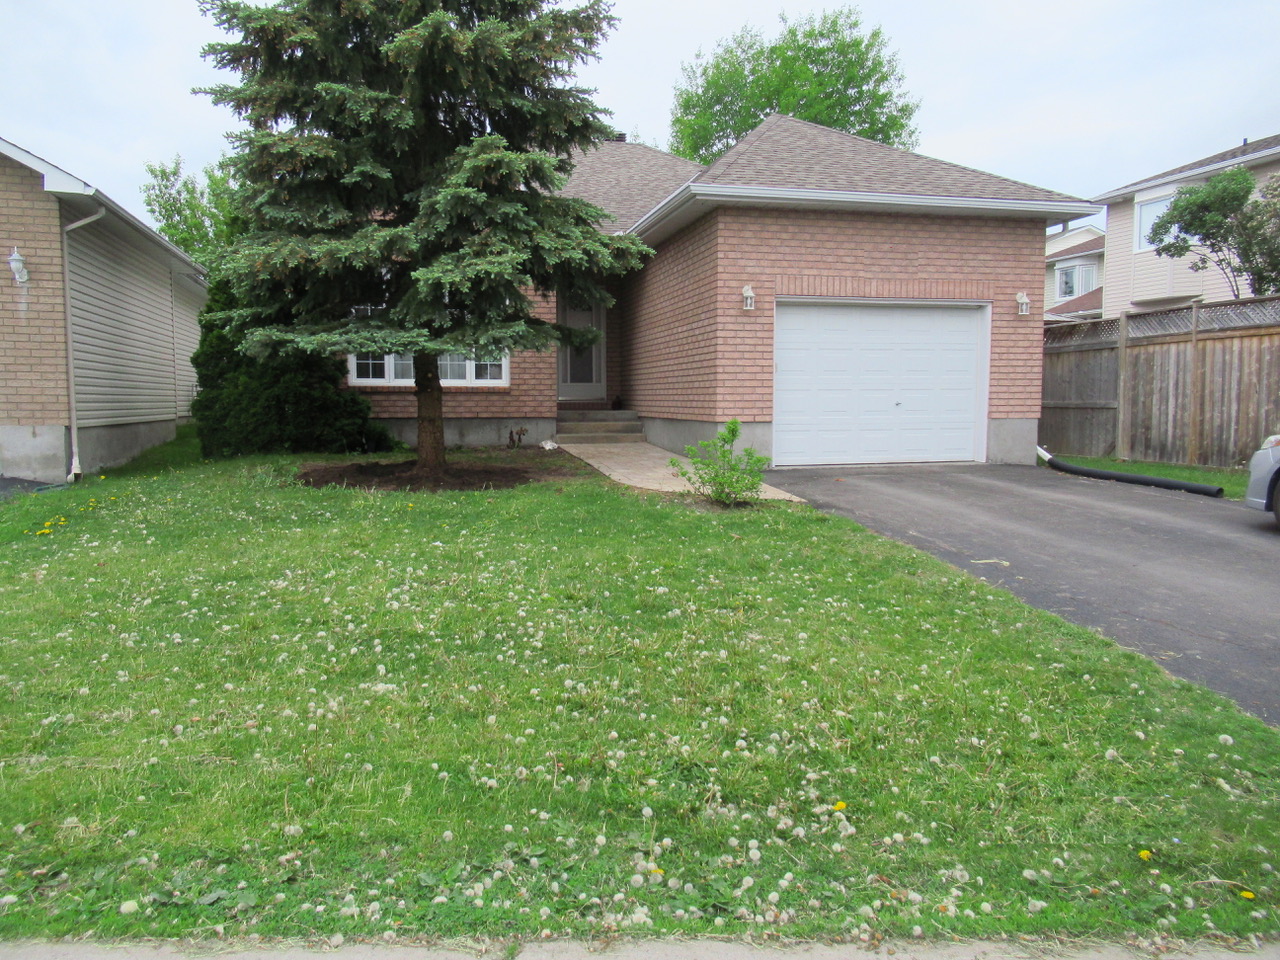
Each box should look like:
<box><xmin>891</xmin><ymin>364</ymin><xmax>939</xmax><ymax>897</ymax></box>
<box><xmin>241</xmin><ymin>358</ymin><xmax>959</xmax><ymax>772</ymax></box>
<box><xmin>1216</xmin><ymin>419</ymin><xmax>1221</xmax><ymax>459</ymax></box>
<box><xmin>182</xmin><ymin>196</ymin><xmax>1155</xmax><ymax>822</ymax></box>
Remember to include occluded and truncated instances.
<box><xmin>558</xmin><ymin>305</ymin><xmax>606</xmax><ymax>401</ymax></box>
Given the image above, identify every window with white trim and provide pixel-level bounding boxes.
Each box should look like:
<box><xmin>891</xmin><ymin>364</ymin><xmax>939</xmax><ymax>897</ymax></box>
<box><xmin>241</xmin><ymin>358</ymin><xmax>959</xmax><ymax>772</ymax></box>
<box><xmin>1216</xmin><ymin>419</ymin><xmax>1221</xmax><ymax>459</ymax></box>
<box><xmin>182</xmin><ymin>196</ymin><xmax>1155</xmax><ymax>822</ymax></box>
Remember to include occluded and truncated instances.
<box><xmin>1136</xmin><ymin>195</ymin><xmax>1174</xmax><ymax>251</ymax></box>
<box><xmin>1055</xmin><ymin>263</ymin><xmax>1098</xmax><ymax>301</ymax></box>
<box><xmin>347</xmin><ymin>352</ymin><xmax>509</xmax><ymax>387</ymax></box>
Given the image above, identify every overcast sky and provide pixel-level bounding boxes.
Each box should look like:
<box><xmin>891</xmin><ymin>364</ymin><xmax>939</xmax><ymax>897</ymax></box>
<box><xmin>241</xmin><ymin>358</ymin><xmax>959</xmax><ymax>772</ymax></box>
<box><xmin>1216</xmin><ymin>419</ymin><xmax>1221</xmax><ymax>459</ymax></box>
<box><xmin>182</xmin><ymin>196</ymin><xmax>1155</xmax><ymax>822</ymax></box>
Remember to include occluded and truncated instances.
<box><xmin>4</xmin><ymin>0</ymin><xmax>1277</xmax><ymax>229</ymax></box>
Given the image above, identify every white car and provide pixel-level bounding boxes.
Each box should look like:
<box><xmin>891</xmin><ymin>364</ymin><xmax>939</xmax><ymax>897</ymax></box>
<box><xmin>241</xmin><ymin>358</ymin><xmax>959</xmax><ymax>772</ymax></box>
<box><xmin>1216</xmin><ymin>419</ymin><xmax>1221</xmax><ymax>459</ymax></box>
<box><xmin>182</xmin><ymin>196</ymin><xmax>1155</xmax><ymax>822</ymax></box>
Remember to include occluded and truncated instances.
<box><xmin>1245</xmin><ymin>434</ymin><xmax>1280</xmax><ymax>524</ymax></box>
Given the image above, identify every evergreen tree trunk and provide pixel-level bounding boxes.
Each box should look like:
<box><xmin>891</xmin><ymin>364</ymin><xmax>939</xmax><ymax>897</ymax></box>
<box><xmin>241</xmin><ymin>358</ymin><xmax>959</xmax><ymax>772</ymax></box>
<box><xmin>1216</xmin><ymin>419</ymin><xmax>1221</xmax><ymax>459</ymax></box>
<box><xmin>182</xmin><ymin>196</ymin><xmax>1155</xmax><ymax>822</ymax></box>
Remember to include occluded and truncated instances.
<box><xmin>413</xmin><ymin>354</ymin><xmax>446</xmax><ymax>476</ymax></box>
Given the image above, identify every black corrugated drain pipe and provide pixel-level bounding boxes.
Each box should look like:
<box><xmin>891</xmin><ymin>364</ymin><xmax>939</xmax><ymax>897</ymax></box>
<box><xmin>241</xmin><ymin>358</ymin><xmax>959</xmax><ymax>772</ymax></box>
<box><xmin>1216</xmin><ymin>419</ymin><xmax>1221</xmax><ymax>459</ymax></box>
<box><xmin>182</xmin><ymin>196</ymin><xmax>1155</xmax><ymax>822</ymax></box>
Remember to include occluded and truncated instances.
<box><xmin>1036</xmin><ymin>447</ymin><xmax>1224</xmax><ymax>498</ymax></box>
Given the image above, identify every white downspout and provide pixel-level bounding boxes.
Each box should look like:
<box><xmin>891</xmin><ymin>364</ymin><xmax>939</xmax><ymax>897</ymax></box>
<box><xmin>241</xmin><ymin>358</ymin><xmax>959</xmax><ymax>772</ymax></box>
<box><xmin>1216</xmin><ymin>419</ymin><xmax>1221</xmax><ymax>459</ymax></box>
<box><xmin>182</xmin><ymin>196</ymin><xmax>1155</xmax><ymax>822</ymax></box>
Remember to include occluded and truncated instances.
<box><xmin>61</xmin><ymin>204</ymin><xmax>106</xmax><ymax>482</ymax></box>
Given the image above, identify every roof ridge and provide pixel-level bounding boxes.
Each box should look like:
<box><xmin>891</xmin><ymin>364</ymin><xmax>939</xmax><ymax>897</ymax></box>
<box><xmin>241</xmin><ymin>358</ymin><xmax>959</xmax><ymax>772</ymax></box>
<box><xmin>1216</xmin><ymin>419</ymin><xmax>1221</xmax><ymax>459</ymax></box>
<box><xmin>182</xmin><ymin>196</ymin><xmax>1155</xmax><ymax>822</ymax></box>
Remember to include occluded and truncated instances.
<box><xmin>696</xmin><ymin>113</ymin><xmax>787</xmax><ymax>183</ymax></box>
<box><xmin>700</xmin><ymin>115</ymin><xmax>1082</xmax><ymax>202</ymax></box>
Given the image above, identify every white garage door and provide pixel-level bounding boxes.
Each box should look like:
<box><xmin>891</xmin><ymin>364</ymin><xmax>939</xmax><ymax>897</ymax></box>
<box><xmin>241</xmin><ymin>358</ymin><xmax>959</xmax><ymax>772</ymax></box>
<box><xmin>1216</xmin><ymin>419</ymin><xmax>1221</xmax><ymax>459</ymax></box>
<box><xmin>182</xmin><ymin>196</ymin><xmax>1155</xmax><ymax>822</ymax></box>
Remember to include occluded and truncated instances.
<box><xmin>773</xmin><ymin>300</ymin><xmax>988</xmax><ymax>466</ymax></box>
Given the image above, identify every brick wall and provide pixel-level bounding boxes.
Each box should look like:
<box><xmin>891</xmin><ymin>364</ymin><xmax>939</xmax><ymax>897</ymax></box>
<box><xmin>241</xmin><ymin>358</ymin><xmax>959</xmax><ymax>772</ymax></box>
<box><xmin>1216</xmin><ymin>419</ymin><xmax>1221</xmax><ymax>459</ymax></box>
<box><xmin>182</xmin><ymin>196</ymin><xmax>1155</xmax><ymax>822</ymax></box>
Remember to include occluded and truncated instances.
<box><xmin>357</xmin><ymin>292</ymin><xmax>559</xmax><ymax>420</ymax></box>
<box><xmin>712</xmin><ymin>207</ymin><xmax>1046</xmax><ymax>421</ymax></box>
<box><xmin>0</xmin><ymin>154</ymin><xmax>68</xmax><ymax>425</ymax></box>
<box><xmin>615</xmin><ymin>212</ymin><xmax>720</xmax><ymax>419</ymax></box>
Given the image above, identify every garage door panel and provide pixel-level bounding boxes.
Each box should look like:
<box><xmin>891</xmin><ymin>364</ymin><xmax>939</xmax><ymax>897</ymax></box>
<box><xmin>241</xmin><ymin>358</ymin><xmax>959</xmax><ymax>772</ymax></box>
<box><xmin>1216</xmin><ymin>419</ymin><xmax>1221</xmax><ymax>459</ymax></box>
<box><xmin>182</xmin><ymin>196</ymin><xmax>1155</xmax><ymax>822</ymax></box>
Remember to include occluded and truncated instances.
<box><xmin>773</xmin><ymin>301</ymin><xmax>988</xmax><ymax>466</ymax></box>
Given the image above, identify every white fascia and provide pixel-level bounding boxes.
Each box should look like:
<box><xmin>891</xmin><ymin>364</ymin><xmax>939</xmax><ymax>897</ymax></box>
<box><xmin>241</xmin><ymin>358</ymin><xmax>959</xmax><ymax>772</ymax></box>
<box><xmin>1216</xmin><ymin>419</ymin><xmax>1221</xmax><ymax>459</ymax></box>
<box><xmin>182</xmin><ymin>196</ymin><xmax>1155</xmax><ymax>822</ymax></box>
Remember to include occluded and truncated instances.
<box><xmin>0</xmin><ymin>136</ymin><xmax>203</xmax><ymax>279</ymax></box>
<box><xmin>1092</xmin><ymin>144</ymin><xmax>1280</xmax><ymax>204</ymax></box>
<box><xmin>631</xmin><ymin>182</ymin><xmax>1101</xmax><ymax>244</ymax></box>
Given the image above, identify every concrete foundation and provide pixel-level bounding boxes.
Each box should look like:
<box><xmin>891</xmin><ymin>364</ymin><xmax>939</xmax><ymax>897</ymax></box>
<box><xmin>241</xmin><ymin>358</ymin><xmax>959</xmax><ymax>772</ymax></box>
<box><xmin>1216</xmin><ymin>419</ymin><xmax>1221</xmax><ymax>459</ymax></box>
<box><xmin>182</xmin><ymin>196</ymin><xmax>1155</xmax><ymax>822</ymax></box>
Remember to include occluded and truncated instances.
<box><xmin>643</xmin><ymin>416</ymin><xmax>1039</xmax><ymax>466</ymax></box>
<box><xmin>641</xmin><ymin>417</ymin><xmax>773</xmax><ymax>460</ymax></box>
<box><xmin>77</xmin><ymin>420</ymin><xmax>177</xmax><ymax>474</ymax></box>
<box><xmin>986</xmin><ymin>418</ymin><xmax>1038</xmax><ymax>465</ymax></box>
<box><xmin>381</xmin><ymin>418</ymin><xmax>558</xmax><ymax>449</ymax></box>
<box><xmin>0</xmin><ymin>424</ymin><xmax>69</xmax><ymax>483</ymax></box>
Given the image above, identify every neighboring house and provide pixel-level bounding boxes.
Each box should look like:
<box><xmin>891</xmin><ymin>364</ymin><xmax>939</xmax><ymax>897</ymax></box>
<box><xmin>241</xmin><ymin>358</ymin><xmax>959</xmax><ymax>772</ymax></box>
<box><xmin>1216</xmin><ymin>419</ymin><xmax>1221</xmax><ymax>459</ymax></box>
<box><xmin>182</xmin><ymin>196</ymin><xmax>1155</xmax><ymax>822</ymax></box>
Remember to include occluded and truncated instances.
<box><xmin>349</xmin><ymin>115</ymin><xmax>1097</xmax><ymax>466</ymax></box>
<box><xmin>1</xmin><ymin>138</ymin><xmax>206</xmax><ymax>484</ymax></box>
<box><xmin>1093</xmin><ymin>134</ymin><xmax>1280</xmax><ymax>320</ymax></box>
<box><xmin>1044</xmin><ymin>226</ymin><xmax>1104</xmax><ymax>321</ymax></box>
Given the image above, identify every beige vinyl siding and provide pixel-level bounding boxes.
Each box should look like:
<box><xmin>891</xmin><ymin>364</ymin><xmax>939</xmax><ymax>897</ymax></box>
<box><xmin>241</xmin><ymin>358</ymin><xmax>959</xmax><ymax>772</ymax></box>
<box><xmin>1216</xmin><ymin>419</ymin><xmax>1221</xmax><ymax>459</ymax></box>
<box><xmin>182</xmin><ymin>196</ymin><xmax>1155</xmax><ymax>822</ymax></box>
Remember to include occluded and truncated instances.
<box><xmin>1103</xmin><ymin>158</ymin><xmax>1280</xmax><ymax>319</ymax></box>
<box><xmin>66</xmin><ymin>219</ymin><xmax>201</xmax><ymax>427</ymax></box>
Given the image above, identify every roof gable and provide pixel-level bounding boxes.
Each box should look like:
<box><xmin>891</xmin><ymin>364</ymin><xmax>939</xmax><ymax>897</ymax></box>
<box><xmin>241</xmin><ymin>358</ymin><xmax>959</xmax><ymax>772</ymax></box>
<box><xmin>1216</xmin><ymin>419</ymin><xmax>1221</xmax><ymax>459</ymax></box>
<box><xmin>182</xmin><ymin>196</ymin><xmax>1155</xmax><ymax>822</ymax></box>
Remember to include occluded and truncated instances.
<box><xmin>695</xmin><ymin>114</ymin><xmax>1083</xmax><ymax>204</ymax></box>
<box><xmin>0</xmin><ymin>135</ymin><xmax>202</xmax><ymax>275</ymax></box>
<box><xmin>1046</xmin><ymin>235</ymin><xmax>1105</xmax><ymax>262</ymax></box>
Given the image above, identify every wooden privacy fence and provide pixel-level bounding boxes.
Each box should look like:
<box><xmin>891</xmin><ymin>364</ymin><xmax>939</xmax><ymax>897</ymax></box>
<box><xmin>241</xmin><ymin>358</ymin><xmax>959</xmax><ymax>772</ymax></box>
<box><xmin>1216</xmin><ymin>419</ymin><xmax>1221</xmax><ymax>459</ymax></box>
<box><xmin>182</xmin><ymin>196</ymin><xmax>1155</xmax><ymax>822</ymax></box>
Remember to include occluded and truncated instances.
<box><xmin>1041</xmin><ymin>296</ymin><xmax>1280</xmax><ymax>467</ymax></box>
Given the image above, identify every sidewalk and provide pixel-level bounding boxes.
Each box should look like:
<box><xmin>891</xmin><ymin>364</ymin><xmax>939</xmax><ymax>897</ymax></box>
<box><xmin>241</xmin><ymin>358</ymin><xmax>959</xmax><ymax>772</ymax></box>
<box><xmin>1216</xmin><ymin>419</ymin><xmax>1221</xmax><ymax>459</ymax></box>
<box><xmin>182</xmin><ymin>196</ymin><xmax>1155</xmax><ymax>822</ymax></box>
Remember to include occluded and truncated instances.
<box><xmin>558</xmin><ymin>441</ymin><xmax>803</xmax><ymax>502</ymax></box>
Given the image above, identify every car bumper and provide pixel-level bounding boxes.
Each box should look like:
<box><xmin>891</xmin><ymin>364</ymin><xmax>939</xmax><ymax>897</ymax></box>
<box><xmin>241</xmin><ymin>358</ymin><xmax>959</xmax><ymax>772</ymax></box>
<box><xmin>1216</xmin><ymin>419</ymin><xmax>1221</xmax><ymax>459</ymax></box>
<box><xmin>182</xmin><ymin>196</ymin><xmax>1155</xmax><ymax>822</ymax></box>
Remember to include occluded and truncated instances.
<box><xmin>1245</xmin><ymin>445</ymin><xmax>1280</xmax><ymax>511</ymax></box>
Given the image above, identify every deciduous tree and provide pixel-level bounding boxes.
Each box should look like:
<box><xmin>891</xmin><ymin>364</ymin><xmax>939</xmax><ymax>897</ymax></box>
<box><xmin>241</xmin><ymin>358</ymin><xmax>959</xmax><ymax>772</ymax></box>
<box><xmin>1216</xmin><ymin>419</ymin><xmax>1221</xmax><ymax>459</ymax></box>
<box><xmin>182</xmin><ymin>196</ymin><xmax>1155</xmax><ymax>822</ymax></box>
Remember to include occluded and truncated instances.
<box><xmin>669</xmin><ymin>8</ymin><xmax>919</xmax><ymax>165</ymax></box>
<box><xmin>1148</xmin><ymin>168</ymin><xmax>1280</xmax><ymax>298</ymax></box>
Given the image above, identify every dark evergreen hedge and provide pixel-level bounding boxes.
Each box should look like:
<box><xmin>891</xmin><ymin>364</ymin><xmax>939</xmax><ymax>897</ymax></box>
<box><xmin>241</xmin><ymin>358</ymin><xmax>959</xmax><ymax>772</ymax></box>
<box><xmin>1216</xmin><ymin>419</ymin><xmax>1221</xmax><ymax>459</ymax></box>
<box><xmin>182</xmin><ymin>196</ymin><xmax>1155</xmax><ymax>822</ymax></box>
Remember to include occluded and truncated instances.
<box><xmin>191</xmin><ymin>282</ymin><xmax>394</xmax><ymax>459</ymax></box>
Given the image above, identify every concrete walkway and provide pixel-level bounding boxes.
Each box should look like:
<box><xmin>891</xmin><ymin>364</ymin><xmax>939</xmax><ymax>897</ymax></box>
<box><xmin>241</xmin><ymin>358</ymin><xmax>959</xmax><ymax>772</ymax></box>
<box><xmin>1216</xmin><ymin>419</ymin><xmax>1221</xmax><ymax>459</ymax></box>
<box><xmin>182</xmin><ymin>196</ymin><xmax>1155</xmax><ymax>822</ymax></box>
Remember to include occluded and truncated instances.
<box><xmin>558</xmin><ymin>442</ymin><xmax>803</xmax><ymax>501</ymax></box>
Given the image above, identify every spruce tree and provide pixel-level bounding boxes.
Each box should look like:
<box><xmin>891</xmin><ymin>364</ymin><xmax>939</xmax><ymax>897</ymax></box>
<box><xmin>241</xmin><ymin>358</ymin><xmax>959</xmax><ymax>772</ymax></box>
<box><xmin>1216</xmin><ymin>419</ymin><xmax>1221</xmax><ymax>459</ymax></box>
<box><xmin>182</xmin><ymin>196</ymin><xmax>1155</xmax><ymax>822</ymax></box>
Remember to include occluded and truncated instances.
<box><xmin>200</xmin><ymin>0</ymin><xmax>648</xmax><ymax>475</ymax></box>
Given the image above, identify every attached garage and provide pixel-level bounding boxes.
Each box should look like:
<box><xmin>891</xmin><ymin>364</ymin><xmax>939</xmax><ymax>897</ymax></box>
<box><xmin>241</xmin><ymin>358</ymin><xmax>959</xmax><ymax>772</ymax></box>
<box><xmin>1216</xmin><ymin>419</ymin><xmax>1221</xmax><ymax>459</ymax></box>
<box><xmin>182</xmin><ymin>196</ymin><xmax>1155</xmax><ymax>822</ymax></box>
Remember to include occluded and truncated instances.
<box><xmin>772</xmin><ymin>300</ymin><xmax>990</xmax><ymax>466</ymax></box>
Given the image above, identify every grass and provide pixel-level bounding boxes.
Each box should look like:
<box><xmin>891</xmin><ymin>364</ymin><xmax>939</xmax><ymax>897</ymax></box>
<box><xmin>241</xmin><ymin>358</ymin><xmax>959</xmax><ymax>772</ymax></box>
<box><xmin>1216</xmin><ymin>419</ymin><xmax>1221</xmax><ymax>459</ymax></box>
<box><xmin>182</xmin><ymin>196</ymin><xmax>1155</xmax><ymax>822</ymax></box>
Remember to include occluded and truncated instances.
<box><xmin>1</xmin><ymin>429</ymin><xmax>1277</xmax><ymax>946</ymax></box>
<box><xmin>1053</xmin><ymin>455</ymin><xmax>1251</xmax><ymax>501</ymax></box>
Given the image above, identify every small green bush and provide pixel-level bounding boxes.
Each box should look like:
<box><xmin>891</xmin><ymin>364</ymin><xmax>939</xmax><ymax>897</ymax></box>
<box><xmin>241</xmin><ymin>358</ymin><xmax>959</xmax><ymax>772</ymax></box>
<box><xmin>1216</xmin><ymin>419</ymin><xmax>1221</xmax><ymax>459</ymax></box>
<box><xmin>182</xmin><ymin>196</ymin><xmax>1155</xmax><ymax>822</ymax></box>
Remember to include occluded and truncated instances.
<box><xmin>671</xmin><ymin>418</ymin><xmax>770</xmax><ymax>505</ymax></box>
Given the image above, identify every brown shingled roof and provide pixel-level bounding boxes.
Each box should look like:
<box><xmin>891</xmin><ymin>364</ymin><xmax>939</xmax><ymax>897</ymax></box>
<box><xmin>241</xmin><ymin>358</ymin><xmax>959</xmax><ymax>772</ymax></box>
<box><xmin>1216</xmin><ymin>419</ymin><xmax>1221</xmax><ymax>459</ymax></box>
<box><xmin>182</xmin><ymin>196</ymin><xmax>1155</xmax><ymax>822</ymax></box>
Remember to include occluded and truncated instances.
<box><xmin>561</xmin><ymin>141</ymin><xmax>703</xmax><ymax>232</ymax></box>
<box><xmin>1097</xmin><ymin>133</ymin><xmax>1280</xmax><ymax>200</ymax></box>
<box><xmin>1048</xmin><ymin>287</ymin><xmax>1103</xmax><ymax>316</ymax></box>
<box><xmin>693</xmin><ymin>114</ymin><xmax>1083</xmax><ymax>204</ymax></box>
<box><xmin>1046</xmin><ymin>235</ymin><xmax>1105</xmax><ymax>262</ymax></box>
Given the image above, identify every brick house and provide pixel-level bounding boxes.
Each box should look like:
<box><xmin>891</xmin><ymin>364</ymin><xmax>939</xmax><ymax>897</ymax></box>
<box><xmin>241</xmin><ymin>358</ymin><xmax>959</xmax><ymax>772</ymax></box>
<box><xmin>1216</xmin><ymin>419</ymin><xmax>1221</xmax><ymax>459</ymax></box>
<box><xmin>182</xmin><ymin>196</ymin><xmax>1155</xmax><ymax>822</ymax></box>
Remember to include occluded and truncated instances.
<box><xmin>350</xmin><ymin>115</ymin><xmax>1098</xmax><ymax>466</ymax></box>
<box><xmin>1</xmin><ymin>138</ymin><xmax>206</xmax><ymax>483</ymax></box>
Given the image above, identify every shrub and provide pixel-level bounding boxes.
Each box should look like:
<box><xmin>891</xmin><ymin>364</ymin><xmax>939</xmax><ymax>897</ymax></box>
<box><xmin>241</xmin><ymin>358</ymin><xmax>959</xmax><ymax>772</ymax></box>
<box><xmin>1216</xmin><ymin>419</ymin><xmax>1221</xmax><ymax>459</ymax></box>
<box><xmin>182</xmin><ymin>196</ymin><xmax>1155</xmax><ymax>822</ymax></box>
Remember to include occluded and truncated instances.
<box><xmin>671</xmin><ymin>419</ymin><xmax>770</xmax><ymax>505</ymax></box>
<box><xmin>191</xmin><ymin>282</ymin><xmax>394</xmax><ymax>459</ymax></box>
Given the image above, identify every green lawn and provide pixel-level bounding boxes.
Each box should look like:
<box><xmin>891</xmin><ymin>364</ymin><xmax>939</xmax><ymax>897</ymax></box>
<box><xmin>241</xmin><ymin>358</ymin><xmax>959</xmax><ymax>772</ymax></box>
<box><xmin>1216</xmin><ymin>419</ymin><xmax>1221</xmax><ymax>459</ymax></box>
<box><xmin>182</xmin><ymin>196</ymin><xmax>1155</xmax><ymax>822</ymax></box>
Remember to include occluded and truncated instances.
<box><xmin>1053</xmin><ymin>455</ymin><xmax>1251</xmax><ymax>501</ymax></box>
<box><xmin>1</xmin><ymin>432</ymin><xmax>1277</xmax><ymax>945</ymax></box>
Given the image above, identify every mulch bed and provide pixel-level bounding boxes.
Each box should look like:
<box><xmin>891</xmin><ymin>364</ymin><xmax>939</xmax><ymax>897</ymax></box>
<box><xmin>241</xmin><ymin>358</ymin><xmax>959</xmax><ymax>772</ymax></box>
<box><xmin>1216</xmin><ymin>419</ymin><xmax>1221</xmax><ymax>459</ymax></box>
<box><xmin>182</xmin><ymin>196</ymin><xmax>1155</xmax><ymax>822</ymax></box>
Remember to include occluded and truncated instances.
<box><xmin>295</xmin><ymin>448</ymin><xmax>588</xmax><ymax>493</ymax></box>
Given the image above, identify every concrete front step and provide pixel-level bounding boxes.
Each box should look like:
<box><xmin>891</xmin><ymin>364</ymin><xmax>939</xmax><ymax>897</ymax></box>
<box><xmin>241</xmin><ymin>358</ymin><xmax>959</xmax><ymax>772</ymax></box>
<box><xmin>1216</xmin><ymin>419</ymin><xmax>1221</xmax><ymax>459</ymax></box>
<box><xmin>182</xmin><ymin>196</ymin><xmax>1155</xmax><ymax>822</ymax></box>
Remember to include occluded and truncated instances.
<box><xmin>555</xmin><ymin>420</ymin><xmax>643</xmax><ymax>435</ymax></box>
<box><xmin>556</xmin><ymin>409</ymin><xmax>640</xmax><ymax>423</ymax></box>
<box><xmin>554</xmin><ymin>432</ymin><xmax>649</xmax><ymax>445</ymax></box>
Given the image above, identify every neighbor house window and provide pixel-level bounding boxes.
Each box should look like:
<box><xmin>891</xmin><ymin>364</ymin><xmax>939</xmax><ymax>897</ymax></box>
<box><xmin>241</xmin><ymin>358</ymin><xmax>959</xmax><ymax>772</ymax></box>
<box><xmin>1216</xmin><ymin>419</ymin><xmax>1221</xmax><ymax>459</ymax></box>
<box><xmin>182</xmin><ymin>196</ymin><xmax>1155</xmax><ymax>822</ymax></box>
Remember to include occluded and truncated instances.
<box><xmin>1055</xmin><ymin>263</ymin><xmax>1098</xmax><ymax>301</ymax></box>
<box><xmin>1136</xmin><ymin>195</ymin><xmax>1174</xmax><ymax>251</ymax></box>
<box><xmin>347</xmin><ymin>353</ymin><xmax>509</xmax><ymax>387</ymax></box>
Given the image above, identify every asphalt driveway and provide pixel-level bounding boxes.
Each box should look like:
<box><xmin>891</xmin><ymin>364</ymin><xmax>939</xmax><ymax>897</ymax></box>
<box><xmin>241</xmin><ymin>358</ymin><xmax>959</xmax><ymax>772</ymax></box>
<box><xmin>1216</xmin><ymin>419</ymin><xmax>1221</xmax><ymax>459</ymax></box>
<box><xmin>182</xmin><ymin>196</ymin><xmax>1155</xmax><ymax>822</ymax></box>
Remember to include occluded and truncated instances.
<box><xmin>766</xmin><ymin>462</ymin><xmax>1280</xmax><ymax>724</ymax></box>
<box><xmin>0</xmin><ymin>476</ymin><xmax>42</xmax><ymax>501</ymax></box>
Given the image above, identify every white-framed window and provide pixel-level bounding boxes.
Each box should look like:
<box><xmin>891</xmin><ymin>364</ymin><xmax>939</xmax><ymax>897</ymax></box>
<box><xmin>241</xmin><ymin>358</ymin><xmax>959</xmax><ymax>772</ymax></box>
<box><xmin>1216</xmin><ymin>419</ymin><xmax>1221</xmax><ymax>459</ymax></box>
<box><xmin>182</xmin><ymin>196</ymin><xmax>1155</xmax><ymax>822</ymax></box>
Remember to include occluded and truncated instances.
<box><xmin>1136</xmin><ymin>195</ymin><xmax>1174</xmax><ymax>251</ymax></box>
<box><xmin>347</xmin><ymin>352</ymin><xmax>509</xmax><ymax>387</ymax></box>
<box><xmin>1055</xmin><ymin>263</ymin><xmax>1098</xmax><ymax>301</ymax></box>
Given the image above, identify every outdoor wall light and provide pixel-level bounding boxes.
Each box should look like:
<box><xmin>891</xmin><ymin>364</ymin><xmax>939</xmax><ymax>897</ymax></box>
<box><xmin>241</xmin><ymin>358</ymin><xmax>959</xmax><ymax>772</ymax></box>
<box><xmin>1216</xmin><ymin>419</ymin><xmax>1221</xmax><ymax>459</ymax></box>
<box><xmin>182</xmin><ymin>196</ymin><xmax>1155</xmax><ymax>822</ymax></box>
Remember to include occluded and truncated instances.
<box><xmin>1016</xmin><ymin>291</ymin><xmax>1031</xmax><ymax>315</ymax></box>
<box><xmin>8</xmin><ymin>247</ymin><xmax>28</xmax><ymax>285</ymax></box>
<box><xmin>742</xmin><ymin>284</ymin><xmax>756</xmax><ymax>310</ymax></box>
